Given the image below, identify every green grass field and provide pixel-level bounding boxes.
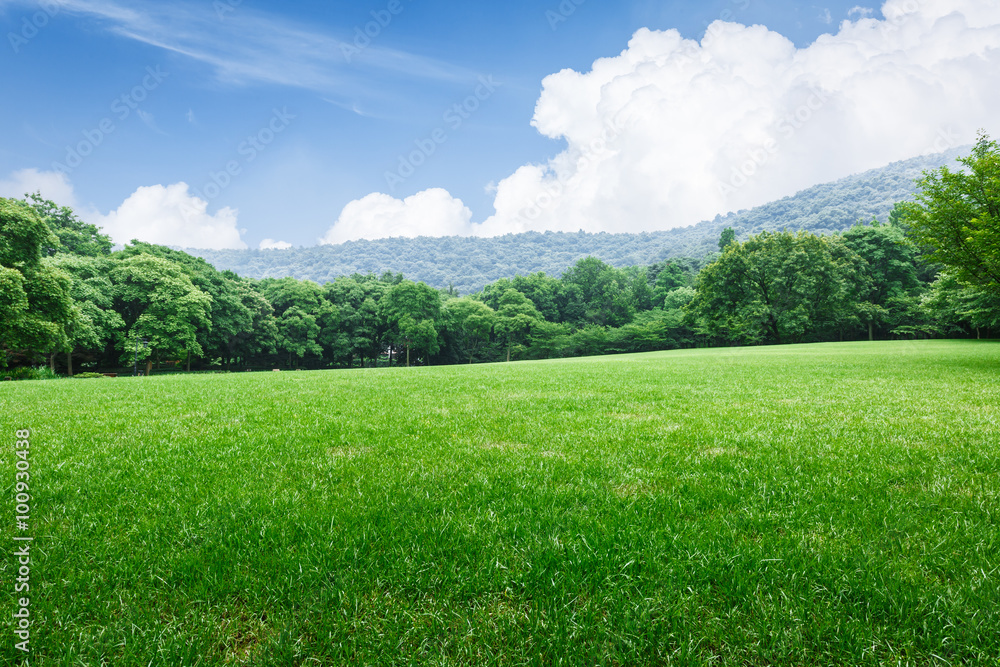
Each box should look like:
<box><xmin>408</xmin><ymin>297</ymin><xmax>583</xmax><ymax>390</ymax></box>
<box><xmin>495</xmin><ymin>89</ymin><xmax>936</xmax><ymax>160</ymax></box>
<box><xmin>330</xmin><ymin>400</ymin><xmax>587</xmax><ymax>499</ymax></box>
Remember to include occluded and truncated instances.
<box><xmin>3</xmin><ymin>340</ymin><xmax>999</xmax><ymax>665</ymax></box>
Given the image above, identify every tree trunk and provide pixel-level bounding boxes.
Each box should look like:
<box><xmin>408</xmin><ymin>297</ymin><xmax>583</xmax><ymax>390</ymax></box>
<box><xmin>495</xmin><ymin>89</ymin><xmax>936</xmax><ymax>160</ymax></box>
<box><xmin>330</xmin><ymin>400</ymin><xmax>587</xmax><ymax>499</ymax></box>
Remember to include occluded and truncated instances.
<box><xmin>977</xmin><ymin>327</ymin><xmax>981</xmax><ymax>340</ymax></box>
<box><xmin>145</xmin><ymin>358</ymin><xmax>152</xmax><ymax>375</ymax></box>
<box><xmin>506</xmin><ymin>343</ymin><xmax>511</xmax><ymax>363</ymax></box>
<box><xmin>868</xmin><ymin>321</ymin><xmax>874</xmax><ymax>342</ymax></box>
<box><xmin>49</xmin><ymin>353</ymin><xmax>55</xmax><ymax>373</ymax></box>
<box><xmin>767</xmin><ymin>314</ymin><xmax>781</xmax><ymax>345</ymax></box>
<box><xmin>186</xmin><ymin>350</ymin><xmax>192</xmax><ymax>372</ymax></box>
<box><xmin>406</xmin><ymin>344</ymin><xmax>411</xmax><ymax>368</ymax></box>
<box><xmin>67</xmin><ymin>350</ymin><xmax>73</xmax><ymax>376</ymax></box>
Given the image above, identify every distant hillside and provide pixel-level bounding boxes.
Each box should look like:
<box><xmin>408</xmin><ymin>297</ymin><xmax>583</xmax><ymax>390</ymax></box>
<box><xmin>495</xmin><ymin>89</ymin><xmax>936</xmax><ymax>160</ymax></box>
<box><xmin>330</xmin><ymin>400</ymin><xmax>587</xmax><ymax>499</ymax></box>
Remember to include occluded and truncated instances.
<box><xmin>190</xmin><ymin>147</ymin><xmax>968</xmax><ymax>295</ymax></box>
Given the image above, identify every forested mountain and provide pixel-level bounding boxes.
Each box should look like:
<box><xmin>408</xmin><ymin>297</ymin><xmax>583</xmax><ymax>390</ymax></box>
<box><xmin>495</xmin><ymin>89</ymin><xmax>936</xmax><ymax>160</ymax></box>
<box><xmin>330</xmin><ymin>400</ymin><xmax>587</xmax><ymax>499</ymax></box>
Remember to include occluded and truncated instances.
<box><xmin>188</xmin><ymin>148</ymin><xmax>967</xmax><ymax>294</ymax></box>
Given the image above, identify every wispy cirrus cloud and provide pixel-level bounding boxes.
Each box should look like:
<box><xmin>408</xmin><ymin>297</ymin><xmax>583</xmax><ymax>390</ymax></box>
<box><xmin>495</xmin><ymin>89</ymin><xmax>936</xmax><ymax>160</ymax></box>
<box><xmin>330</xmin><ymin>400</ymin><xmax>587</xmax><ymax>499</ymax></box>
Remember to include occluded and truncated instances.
<box><xmin>5</xmin><ymin>0</ymin><xmax>478</xmax><ymax>99</ymax></box>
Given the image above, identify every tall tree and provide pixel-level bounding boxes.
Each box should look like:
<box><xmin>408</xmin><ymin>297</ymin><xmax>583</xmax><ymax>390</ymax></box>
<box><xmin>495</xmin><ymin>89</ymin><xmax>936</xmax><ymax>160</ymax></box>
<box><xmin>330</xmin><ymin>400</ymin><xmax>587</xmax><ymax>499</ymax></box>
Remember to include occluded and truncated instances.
<box><xmin>561</xmin><ymin>257</ymin><xmax>634</xmax><ymax>327</ymax></box>
<box><xmin>718</xmin><ymin>227</ymin><xmax>736</xmax><ymax>251</ymax></box>
<box><xmin>652</xmin><ymin>262</ymin><xmax>689</xmax><ymax>306</ymax></box>
<box><xmin>223</xmin><ymin>282</ymin><xmax>279</xmax><ymax>370</ymax></box>
<box><xmin>323</xmin><ymin>276</ymin><xmax>388</xmax><ymax>367</ymax></box>
<box><xmin>46</xmin><ymin>254</ymin><xmax>124</xmax><ymax>374</ymax></box>
<box><xmin>380</xmin><ymin>280</ymin><xmax>441</xmax><ymax>366</ymax></box>
<box><xmin>110</xmin><ymin>254</ymin><xmax>212</xmax><ymax>374</ymax></box>
<box><xmin>0</xmin><ymin>198</ymin><xmax>76</xmax><ymax>368</ymax></box>
<box><xmin>277</xmin><ymin>306</ymin><xmax>323</xmax><ymax>367</ymax></box>
<box><xmin>494</xmin><ymin>288</ymin><xmax>542</xmax><ymax>362</ymax></box>
<box><xmin>117</xmin><ymin>243</ymin><xmax>268</xmax><ymax>370</ymax></box>
<box><xmin>258</xmin><ymin>276</ymin><xmax>325</xmax><ymax>318</ymax></box>
<box><xmin>900</xmin><ymin>133</ymin><xmax>1000</xmax><ymax>297</ymax></box>
<box><xmin>442</xmin><ymin>297</ymin><xmax>496</xmax><ymax>364</ymax></box>
<box><xmin>691</xmin><ymin>231</ymin><xmax>861</xmax><ymax>345</ymax></box>
<box><xmin>841</xmin><ymin>219</ymin><xmax>922</xmax><ymax>340</ymax></box>
<box><xmin>921</xmin><ymin>271</ymin><xmax>1000</xmax><ymax>338</ymax></box>
<box><xmin>24</xmin><ymin>193</ymin><xmax>113</xmax><ymax>257</ymax></box>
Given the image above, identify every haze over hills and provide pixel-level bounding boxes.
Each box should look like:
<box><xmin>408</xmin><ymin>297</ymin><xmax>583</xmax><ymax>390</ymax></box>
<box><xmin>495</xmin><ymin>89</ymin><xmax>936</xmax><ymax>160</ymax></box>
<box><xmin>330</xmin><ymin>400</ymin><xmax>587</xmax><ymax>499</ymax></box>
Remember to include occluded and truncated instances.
<box><xmin>188</xmin><ymin>147</ymin><xmax>968</xmax><ymax>295</ymax></box>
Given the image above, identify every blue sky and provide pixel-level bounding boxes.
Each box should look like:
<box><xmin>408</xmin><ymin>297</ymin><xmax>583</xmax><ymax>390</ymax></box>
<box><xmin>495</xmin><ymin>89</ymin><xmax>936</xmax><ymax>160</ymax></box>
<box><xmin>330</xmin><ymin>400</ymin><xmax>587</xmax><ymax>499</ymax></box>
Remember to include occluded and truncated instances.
<box><xmin>1</xmin><ymin>0</ymin><xmax>998</xmax><ymax>249</ymax></box>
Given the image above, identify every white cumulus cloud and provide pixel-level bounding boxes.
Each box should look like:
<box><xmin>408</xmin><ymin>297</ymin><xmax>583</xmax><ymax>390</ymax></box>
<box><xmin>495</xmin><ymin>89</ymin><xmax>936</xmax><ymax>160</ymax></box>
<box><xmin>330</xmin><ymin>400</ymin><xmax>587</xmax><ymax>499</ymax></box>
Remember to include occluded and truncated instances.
<box><xmin>0</xmin><ymin>171</ymin><xmax>247</xmax><ymax>249</ymax></box>
<box><xmin>95</xmin><ymin>183</ymin><xmax>247</xmax><ymax>250</ymax></box>
<box><xmin>321</xmin><ymin>0</ymin><xmax>1000</xmax><ymax>243</ymax></box>
<box><xmin>320</xmin><ymin>188</ymin><xmax>474</xmax><ymax>245</ymax></box>
<box><xmin>0</xmin><ymin>168</ymin><xmax>79</xmax><ymax>208</ymax></box>
<box><xmin>260</xmin><ymin>239</ymin><xmax>293</xmax><ymax>250</ymax></box>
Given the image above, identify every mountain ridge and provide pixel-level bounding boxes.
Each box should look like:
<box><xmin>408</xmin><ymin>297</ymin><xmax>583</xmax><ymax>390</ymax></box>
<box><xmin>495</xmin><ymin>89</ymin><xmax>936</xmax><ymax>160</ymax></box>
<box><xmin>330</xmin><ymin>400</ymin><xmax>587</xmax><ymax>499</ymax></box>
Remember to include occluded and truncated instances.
<box><xmin>188</xmin><ymin>146</ymin><xmax>968</xmax><ymax>294</ymax></box>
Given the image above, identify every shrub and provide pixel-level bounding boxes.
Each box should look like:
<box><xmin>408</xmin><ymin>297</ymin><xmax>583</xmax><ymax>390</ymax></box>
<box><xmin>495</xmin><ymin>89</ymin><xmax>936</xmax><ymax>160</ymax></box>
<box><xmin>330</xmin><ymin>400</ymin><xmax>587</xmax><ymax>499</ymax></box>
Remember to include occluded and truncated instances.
<box><xmin>8</xmin><ymin>366</ymin><xmax>62</xmax><ymax>381</ymax></box>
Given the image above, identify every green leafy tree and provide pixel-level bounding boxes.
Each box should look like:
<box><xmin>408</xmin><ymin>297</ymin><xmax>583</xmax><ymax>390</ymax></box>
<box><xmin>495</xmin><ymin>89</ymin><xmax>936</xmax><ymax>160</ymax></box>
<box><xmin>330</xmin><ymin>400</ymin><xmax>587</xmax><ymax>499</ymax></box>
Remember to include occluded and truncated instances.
<box><xmin>900</xmin><ymin>133</ymin><xmax>1000</xmax><ymax>299</ymax></box>
<box><xmin>0</xmin><ymin>266</ymin><xmax>29</xmax><ymax>365</ymax></box>
<box><xmin>277</xmin><ymin>306</ymin><xmax>323</xmax><ymax>367</ymax></box>
<box><xmin>46</xmin><ymin>255</ymin><xmax>125</xmax><ymax>374</ymax></box>
<box><xmin>494</xmin><ymin>288</ymin><xmax>543</xmax><ymax>362</ymax></box>
<box><xmin>625</xmin><ymin>265</ymin><xmax>656</xmax><ymax>312</ymax></box>
<box><xmin>691</xmin><ymin>231</ymin><xmax>861</xmax><ymax>345</ymax></box>
<box><xmin>24</xmin><ymin>193</ymin><xmax>113</xmax><ymax>257</ymax></box>
<box><xmin>442</xmin><ymin>297</ymin><xmax>496</xmax><ymax>363</ymax></box>
<box><xmin>565</xmin><ymin>324</ymin><xmax>609</xmax><ymax>358</ymax></box>
<box><xmin>380</xmin><ymin>280</ymin><xmax>441</xmax><ymax>366</ymax></box>
<box><xmin>323</xmin><ymin>276</ymin><xmax>388</xmax><ymax>367</ymax></box>
<box><xmin>224</xmin><ymin>282</ymin><xmax>279</xmax><ymax>370</ymax></box>
<box><xmin>920</xmin><ymin>271</ymin><xmax>1000</xmax><ymax>338</ymax></box>
<box><xmin>841</xmin><ymin>219</ymin><xmax>922</xmax><ymax>340</ymax></box>
<box><xmin>0</xmin><ymin>198</ymin><xmax>76</xmax><ymax>367</ymax></box>
<box><xmin>511</xmin><ymin>273</ymin><xmax>562</xmax><ymax>322</ymax></box>
<box><xmin>118</xmin><ymin>243</ymin><xmax>271</xmax><ymax>370</ymax></box>
<box><xmin>525</xmin><ymin>319</ymin><xmax>570</xmax><ymax>359</ymax></box>
<box><xmin>719</xmin><ymin>227</ymin><xmax>736</xmax><ymax>251</ymax></box>
<box><xmin>257</xmin><ymin>276</ymin><xmax>327</xmax><ymax>367</ymax></box>
<box><xmin>315</xmin><ymin>299</ymin><xmax>348</xmax><ymax>366</ymax></box>
<box><xmin>651</xmin><ymin>262</ymin><xmax>690</xmax><ymax>306</ymax></box>
<box><xmin>259</xmin><ymin>276</ymin><xmax>325</xmax><ymax>317</ymax></box>
<box><xmin>110</xmin><ymin>254</ymin><xmax>212</xmax><ymax>374</ymax></box>
<box><xmin>561</xmin><ymin>257</ymin><xmax>634</xmax><ymax>327</ymax></box>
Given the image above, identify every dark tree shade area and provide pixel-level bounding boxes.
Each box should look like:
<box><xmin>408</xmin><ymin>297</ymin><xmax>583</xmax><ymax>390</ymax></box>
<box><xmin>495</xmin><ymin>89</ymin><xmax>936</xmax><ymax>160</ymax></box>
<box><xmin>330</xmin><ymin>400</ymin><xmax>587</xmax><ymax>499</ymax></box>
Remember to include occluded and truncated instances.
<box><xmin>1</xmin><ymin>141</ymin><xmax>995</xmax><ymax>376</ymax></box>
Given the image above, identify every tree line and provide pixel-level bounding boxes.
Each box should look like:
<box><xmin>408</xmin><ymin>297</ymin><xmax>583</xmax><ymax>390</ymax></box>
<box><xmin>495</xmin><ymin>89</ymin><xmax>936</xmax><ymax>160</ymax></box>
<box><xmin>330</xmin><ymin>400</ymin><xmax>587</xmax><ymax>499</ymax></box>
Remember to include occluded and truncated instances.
<box><xmin>189</xmin><ymin>147</ymin><xmax>966</xmax><ymax>295</ymax></box>
<box><xmin>1</xmin><ymin>137</ymin><xmax>997</xmax><ymax>376</ymax></box>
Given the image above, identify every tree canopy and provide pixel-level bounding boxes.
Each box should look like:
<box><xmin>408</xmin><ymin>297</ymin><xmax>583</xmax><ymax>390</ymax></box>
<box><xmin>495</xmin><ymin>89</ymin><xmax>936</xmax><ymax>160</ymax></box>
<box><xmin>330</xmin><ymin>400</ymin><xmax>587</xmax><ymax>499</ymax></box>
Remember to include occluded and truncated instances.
<box><xmin>0</xmin><ymin>198</ymin><xmax>76</xmax><ymax>366</ymax></box>
<box><xmin>900</xmin><ymin>133</ymin><xmax>1000</xmax><ymax>295</ymax></box>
